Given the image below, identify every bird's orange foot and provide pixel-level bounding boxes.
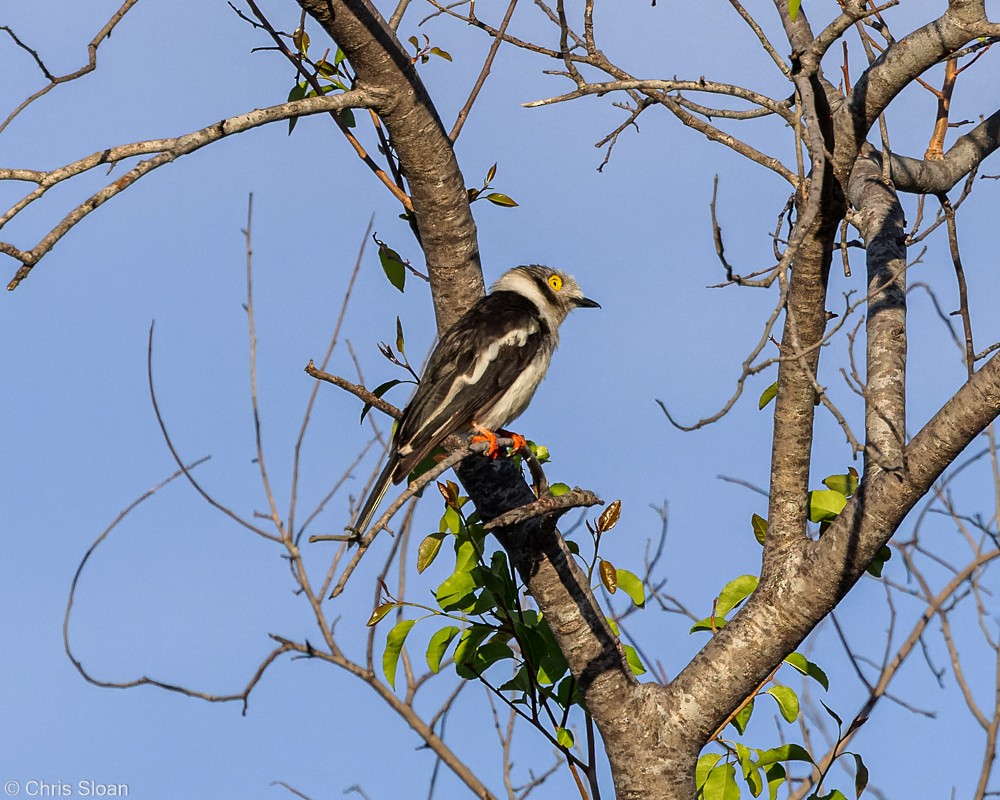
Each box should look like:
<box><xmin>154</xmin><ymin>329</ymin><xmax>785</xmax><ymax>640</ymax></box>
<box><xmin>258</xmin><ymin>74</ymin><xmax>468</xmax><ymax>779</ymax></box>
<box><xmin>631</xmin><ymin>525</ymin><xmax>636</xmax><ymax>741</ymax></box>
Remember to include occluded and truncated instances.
<box><xmin>499</xmin><ymin>429</ymin><xmax>528</xmax><ymax>453</ymax></box>
<box><xmin>471</xmin><ymin>426</ymin><xmax>501</xmax><ymax>458</ymax></box>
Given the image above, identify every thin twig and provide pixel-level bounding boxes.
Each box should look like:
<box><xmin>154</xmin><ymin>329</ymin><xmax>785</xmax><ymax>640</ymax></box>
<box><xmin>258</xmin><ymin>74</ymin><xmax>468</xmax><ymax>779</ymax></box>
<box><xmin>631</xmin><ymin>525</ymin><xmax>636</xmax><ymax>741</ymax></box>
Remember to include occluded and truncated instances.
<box><xmin>450</xmin><ymin>0</ymin><xmax>519</xmax><ymax>141</ymax></box>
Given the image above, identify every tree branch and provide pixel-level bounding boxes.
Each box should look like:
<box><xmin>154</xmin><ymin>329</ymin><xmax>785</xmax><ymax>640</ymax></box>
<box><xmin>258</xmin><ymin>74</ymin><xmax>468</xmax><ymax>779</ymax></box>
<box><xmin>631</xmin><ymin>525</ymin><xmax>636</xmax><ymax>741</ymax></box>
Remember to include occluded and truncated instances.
<box><xmin>2</xmin><ymin>89</ymin><xmax>373</xmax><ymax>289</ymax></box>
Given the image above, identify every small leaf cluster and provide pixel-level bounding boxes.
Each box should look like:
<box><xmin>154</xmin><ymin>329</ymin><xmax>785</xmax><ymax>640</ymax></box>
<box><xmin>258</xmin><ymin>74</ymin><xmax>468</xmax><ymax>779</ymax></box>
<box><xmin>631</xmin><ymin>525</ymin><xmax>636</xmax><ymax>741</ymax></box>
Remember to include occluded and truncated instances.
<box><xmin>286</xmin><ymin>38</ymin><xmax>356</xmax><ymax>134</ymax></box>
<box><xmin>368</xmin><ymin>482</ymin><xmax>645</xmax><ymax>757</ymax></box>
<box><xmin>406</xmin><ymin>33</ymin><xmax>453</xmax><ymax>65</ymax></box>
<box><xmin>359</xmin><ymin>316</ymin><xmax>418</xmax><ymax>424</ymax></box>
<box><xmin>585</xmin><ymin>500</ymin><xmax>646</xmax><ymax>635</ymax></box>
<box><xmin>697</xmin><ymin>706</ymin><xmax>871</xmax><ymax>800</ymax></box>
<box><xmin>467</xmin><ymin>163</ymin><xmax>519</xmax><ymax>209</ymax></box>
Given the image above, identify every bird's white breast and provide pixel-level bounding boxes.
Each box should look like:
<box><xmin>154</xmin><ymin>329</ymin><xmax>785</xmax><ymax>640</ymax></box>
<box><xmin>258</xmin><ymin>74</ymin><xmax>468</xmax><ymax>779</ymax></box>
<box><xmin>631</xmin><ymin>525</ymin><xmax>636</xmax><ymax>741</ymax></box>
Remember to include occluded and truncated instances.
<box><xmin>476</xmin><ymin>340</ymin><xmax>555</xmax><ymax>429</ymax></box>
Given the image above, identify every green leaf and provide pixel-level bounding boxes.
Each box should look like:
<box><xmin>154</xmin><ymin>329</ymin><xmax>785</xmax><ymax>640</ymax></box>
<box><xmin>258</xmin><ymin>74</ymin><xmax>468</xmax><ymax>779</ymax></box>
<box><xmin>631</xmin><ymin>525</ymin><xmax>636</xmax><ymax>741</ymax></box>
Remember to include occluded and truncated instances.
<box><xmin>808</xmin><ymin>489</ymin><xmax>847</xmax><ymax>523</ymax></box>
<box><xmin>395</xmin><ymin>315</ymin><xmax>406</xmax><ymax>355</ymax></box>
<box><xmin>286</xmin><ymin>81</ymin><xmax>307</xmax><ymax>134</ymax></box>
<box><xmin>417</xmin><ymin>532</ymin><xmax>446</xmax><ymax>574</ymax></box>
<box><xmin>441</xmin><ymin>505</ymin><xmax>462</xmax><ymax>536</ymax></box>
<box><xmin>822</xmin><ymin>468</ymin><xmax>858</xmax><ymax>497</ymax></box>
<box><xmin>746</xmin><ymin>766</ymin><xmax>764</xmax><ymax>798</ymax></box>
<box><xmin>429</xmin><ymin>46</ymin><xmax>453</xmax><ymax>61</ymax></box>
<box><xmin>556</xmin><ymin>727</ymin><xmax>574</xmax><ymax>748</ymax></box>
<box><xmin>486</xmin><ymin>162</ymin><xmax>497</xmax><ymax>183</ymax></box>
<box><xmin>765</xmin><ymin>685</ymin><xmax>799</xmax><ymax>723</ymax></box>
<box><xmin>366</xmin><ymin>602</ymin><xmax>399</xmax><ymax>627</ymax></box>
<box><xmin>435</xmin><ymin>569</ymin><xmax>478</xmax><ymax>611</ymax></box>
<box><xmin>553</xmin><ymin>675</ymin><xmax>581</xmax><ymax>709</ymax></box>
<box><xmin>764</xmin><ymin>764</ymin><xmax>785</xmax><ymax>800</ymax></box>
<box><xmin>453</xmin><ymin>624</ymin><xmax>492</xmax><ymax>664</ymax></box>
<box><xmin>293</xmin><ymin>27</ymin><xmax>310</xmax><ymax>54</ymax></box>
<box><xmin>333</xmin><ymin>47</ymin><xmax>347</xmax><ymax>66</ymax></box>
<box><xmin>735</xmin><ymin>742</ymin><xmax>754</xmax><ymax>781</ymax></box>
<box><xmin>732</xmin><ymin>699</ymin><xmax>754</xmax><ymax>735</ymax></box>
<box><xmin>751</xmin><ymin>513</ymin><xmax>767</xmax><ymax>545</ymax></box>
<box><xmin>426</xmin><ymin>625</ymin><xmax>460</xmax><ymax>673</ymax></box>
<box><xmin>783</xmin><ymin>652</ymin><xmax>829</xmax><ymax>690</ymax></box>
<box><xmin>466</xmin><ymin>587</ymin><xmax>498</xmax><ymax>617</ymax></box>
<box><xmin>453</xmin><ymin>536</ymin><xmax>480</xmax><ymax>573</ymax></box>
<box><xmin>812</xmin><ymin>792</ymin><xmax>848</xmax><ymax>800</ymax></box>
<box><xmin>703</xmin><ymin>762</ymin><xmax>740</xmax><ymax>800</ymax></box>
<box><xmin>458</xmin><ymin>638</ymin><xmax>514</xmax><ymax>678</ymax></box>
<box><xmin>475</xmin><ymin>550</ymin><xmax>515</xmax><ymax>608</ymax></box>
<box><xmin>528</xmin><ymin>441</ymin><xmax>550</xmax><ymax>463</ymax></box>
<box><xmin>696</xmin><ymin>754</ymin><xmax>724</xmax><ymax>790</ymax></box>
<box><xmin>691</xmin><ymin>617</ymin><xmax>726</xmax><ymax>633</ymax></box>
<box><xmin>788</xmin><ymin>0</ymin><xmax>802</xmax><ymax>23</ymax></box>
<box><xmin>718</xmin><ymin>574</ymin><xmax>759</xmax><ymax>617</ymax></box>
<box><xmin>453</xmin><ymin>624</ymin><xmax>493</xmax><ymax>677</ymax></box>
<box><xmin>549</xmin><ymin>482</ymin><xmax>571</xmax><ymax>496</ymax></box>
<box><xmin>407</xmin><ymin>446</ymin><xmax>446</xmax><ymax>486</ymax></box>
<box><xmin>616</xmin><ymin>568</ymin><xmax>645</xmax><ymax>608</ymax></box>
<box><xmin>851</xmin><ymin>752</ymin><xmax>869</xmax><ymax>798</ymax></box>
<box><xmin>755</xmin><ymin>744</ymin><xmax>812</xmax><ymax>767</ymax></box>
<box><xmin>623</xmin><ymin>644</ymin><xmax>647</xmax><ymax>676</ymax></box>
<box><xmin>866</xmin><ymin>544</ymin><xmax>892</xmax><ymax>577</ymax></box>
<box><xmin>820</xmin><ymin>701</ymin><xmax>843</xmax><ymax>728</ymax></box>
<box><xmin>533</xmin><ymin>618</ymin><xmax>569</xmax><ymax>685</ymax></box>
<box><xmin>758</xmin><ymin>381</ymin><xmax>778</xmax><ymax>409</ymax></box>
<box><xmin>383</xmin><ymin>618</ymin><xmax>416</xmax><ymax>689</ymax></box>
<box><xmin>485</xmin><ymin>192</ymin><xmax>519</xmax><ymax>207</ymax></box>
<box><xmin>377</xmin><ymin>241</ymin><xmax>406</xmax><ymax>292</ymax></box>
<box><xmin>498</xmin><ymin>665</ymin><xmax>532</xmax><ymax>694</ymax></box>
<box><xmin>337</xmin><ymin>107</ymin><xmax>356</xmax><ymax>128</ymax></box>
<box><xmin>359</xmin><ymin>378</ymin><xmax>405</xmax><ymax>423</ymax></box>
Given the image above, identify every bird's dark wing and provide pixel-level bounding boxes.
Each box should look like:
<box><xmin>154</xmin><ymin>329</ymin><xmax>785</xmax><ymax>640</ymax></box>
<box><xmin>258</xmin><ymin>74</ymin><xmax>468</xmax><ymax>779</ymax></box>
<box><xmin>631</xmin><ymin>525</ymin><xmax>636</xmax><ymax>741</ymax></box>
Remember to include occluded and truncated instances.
<box><xmin>392</xmin><ymin>291</ymin><xmax>545</xmax><ymax>481</ymax></box>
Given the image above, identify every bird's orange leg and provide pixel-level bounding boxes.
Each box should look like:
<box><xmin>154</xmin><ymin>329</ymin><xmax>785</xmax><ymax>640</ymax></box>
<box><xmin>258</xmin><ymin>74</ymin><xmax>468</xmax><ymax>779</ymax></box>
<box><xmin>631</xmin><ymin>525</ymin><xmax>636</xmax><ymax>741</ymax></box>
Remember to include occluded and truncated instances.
<box><xmin>471</xmin><ymin>423</ymin><xmax>527</xmax><ymax>458</ymax></box>
<box><xmin>497</xmin><ymin>429</ymin><xmax>528</xmax><ymax>453</ymax></box>
<box><xmin>471</xmin><ymin>423</ymin><xmax>501</xmax><ymax>458</ymax></box>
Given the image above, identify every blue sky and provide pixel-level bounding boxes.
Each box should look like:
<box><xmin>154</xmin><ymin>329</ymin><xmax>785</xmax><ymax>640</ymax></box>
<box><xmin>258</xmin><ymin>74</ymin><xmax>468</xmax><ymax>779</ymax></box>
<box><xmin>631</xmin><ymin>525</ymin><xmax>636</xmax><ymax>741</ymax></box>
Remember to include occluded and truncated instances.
<box><xmin>3</xmin><ymin>1</ymin><xmax>1000</xmax><ymax>798</ymax></box>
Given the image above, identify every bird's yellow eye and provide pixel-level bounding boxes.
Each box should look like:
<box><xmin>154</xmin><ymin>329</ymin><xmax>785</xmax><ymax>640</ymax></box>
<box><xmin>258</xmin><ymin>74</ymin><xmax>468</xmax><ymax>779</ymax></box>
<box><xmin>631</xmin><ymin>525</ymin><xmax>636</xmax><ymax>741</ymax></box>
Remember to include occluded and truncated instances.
<box><xmin>548</xmin><ymin>274</ymin><xmax>563</xmax><ymax>291</ymax></box>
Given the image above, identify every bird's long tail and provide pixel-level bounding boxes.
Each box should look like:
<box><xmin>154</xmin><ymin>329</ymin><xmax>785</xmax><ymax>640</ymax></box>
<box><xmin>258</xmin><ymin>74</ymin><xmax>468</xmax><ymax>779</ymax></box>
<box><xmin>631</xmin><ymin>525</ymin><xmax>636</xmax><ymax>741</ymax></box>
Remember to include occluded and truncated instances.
<box><xmin>350</xmin><ymin>457</ymin><xmax>398</xmax><ymax>538</ymax></box>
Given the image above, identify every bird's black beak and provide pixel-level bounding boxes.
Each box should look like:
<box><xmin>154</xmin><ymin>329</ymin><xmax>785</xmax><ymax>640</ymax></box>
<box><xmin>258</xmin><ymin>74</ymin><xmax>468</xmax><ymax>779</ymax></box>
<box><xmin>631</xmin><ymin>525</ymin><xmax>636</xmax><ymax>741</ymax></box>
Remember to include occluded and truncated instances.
<box><xmin>575</xmin><ymin>296</ymin><xmax>601</xmax><ymax>309</ymax></box>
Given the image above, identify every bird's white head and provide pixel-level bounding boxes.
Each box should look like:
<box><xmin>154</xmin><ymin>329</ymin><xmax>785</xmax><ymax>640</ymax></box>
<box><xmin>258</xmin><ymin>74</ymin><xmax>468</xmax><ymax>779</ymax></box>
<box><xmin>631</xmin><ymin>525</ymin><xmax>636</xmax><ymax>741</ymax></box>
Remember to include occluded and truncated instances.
<box><xmin>491</xmin><ymin>265</ymin><xmax>600</xmax><ymax>325</ymax></box>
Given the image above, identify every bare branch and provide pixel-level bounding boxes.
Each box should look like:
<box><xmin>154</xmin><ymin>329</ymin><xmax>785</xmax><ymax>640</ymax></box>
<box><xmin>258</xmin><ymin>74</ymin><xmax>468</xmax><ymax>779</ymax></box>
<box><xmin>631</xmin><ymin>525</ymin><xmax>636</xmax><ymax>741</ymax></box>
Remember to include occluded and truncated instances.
<box><xmin>0</xmin><ymin>0</ymin><xmax>141</xmax><ymax>134</ymax></box>
<box><xmin>63</xmin><ymin>458</ymin><xmax>294</xmax><ymax>712</ymax></box>
<box><xmin>891</xmin><ymin>109</ymin><xmax>1000</xmax><ymax>194</ymax></box>
<box><xmin>147</xmin><ymin>322</ymin><xmax>281</xmax><ymax>543</ymax></box>
<box><xmin>2</xmin><ymin>90</ymin><xmax>374</xmax><ymax>289</ymax></box>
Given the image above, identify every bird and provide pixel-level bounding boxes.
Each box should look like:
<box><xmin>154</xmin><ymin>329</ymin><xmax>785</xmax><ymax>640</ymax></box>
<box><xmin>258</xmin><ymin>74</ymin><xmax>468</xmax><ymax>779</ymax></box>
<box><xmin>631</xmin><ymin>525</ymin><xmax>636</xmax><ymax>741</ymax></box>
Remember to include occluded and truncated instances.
<box><xmin>349</xmin><ymin>264</ymin><xmax>600</xmax><ymax>537</ymax></box>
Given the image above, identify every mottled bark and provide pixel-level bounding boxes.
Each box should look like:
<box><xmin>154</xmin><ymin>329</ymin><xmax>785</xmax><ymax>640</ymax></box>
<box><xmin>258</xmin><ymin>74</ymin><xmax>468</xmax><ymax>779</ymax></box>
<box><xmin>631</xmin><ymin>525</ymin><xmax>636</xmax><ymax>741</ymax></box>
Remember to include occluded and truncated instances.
<box><xmin>890</xmin><ymin>109</ymin><xmax>1000</xmax><ymax>193</ymax></box>
<box><xmin>849</xmin><ymin>148</ymin><xmax>907</xmax><ymax>474</ymax></box>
